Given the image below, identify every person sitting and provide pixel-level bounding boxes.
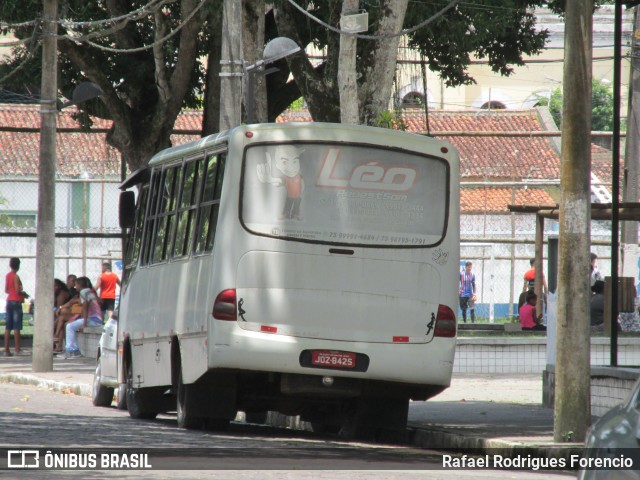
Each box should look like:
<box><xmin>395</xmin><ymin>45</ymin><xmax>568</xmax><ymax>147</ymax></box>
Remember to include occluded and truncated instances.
<box><xmin>54</xmin><ymin>274</ymin><xmax>81</xmax><ymax>354</ymax></box>
<box><xmin>64</xmin><ymin>276</ymin><xmax>103</xmax><ymax>359</ymax></box>
<box><xmin>518</xmin><ymin>287</ymin><xmax>534</xmax><ymax>312</ymax></box>
<box><xmin>590</xmin><ymin>280</ymin><xmax>605</xmax><ymax>333</ymax></box>
<box><xmin>52</xmin><ymin>279</ymin><xmax>71</xmax><ymax>352</ymax></box>
<box><xmin>519</xmin><ymin>290</ymin><xmax>546</xmax><ymax>331</ymax></box>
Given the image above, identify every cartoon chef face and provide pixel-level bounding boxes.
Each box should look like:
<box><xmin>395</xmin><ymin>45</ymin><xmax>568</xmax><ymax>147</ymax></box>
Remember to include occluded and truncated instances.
<box><xmin>274</xmin><ymin>146</ymin><xmax>302</xmax><ymax>178</ymax></box>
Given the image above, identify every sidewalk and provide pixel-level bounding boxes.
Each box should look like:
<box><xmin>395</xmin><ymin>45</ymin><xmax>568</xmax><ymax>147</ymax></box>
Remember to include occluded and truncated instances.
<box><xmin>0</xmin><ymin>353</ymin><xmax>584</xmax><ymax>458</ymax></box>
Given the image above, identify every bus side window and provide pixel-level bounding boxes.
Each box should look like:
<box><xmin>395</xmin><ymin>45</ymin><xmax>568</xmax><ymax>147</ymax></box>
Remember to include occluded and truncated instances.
<box><xmin>141</xmin><ymin>170</ymin><xmax>163</xmax><ymax>266</ymax></box>
<box><xmin>152</xmin><ymin>165</ymin><xmax>179</xmax><ymax>263</ymax></box>
<box><xmin>194</xmin><ymin>152</ymin><xmax>224</xmax><ymax>254</ymax></box>
<box><xmin>173</xmin><ymin>157</ymin><xmax>203</xmax><ymax>258</ymax></box>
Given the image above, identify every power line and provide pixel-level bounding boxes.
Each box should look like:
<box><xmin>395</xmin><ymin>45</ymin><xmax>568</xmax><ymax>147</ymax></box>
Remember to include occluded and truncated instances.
<box><xmin>285</xmin><ymin>0</ymin><xmax>459</xmax><ymax>40</ymax></box>
<box><xmin>0</xmin><ymin>19</ymin><xmax>38</xmax><ymax>29</ymax></box>
<box><xmin>72</xmin><ymin>0</ymin><xmax>207</xmax><ymax>54</ymax></box>
<box><xmin>57</xmin><ymin>0</ymin><xmax>170</xmax><ymax>28</ymax></box>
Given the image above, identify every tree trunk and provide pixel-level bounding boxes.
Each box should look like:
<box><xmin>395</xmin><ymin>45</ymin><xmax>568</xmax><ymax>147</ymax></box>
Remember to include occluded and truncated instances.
<box><xmin>244</xmin><ymin>0</ymin><xmax>267</xmax><ymax>122</ymax></box>
<box><xmin>219</xmin><ymin>0</ymin><xmax>243</xmax><ymax>130</ymax></box>
<box><xmin>554</xmin><ymin>0</ymin><xmax>592</xmax><ymax>444</ymax></box>
<box><xmin>339</xmin><ymin>0</ymin><xmax>359</xmax><ymax>124</ymax></box>
<box><xmin>203</xmin><ymin>11</ymin><xmax>223</xmax><ymax>136</ymax></box>
<box><xmin>274</xmin><ymin>2</ymin><xmax>340</xmax><ymax>122</ymax></box>
<box><xmin>359</xmin><ymin>0</ymin><xmax>408</xmax><ymax>125</ymax></box>
<box><xmin>60</xmin><ymin>0</ymin><xmax>205</xmax><ymax>172</ymax></box>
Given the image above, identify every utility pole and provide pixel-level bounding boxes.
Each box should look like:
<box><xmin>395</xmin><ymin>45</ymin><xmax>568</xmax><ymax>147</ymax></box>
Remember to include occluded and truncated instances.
<box><xmin>622</xmin><ymin>6</ymin><xmax>640</xmax><ymax>245</ymax></box>
<box><xmin>219</xmin><ymin>0</ymin><xmax>243</xmax><ymax>130</ymax></box>
<box><xmin>33</xmin><ymin>0</ymin><xmax>57</xmax><ymax>372</ymax></box>
<box><xmin>338</xmin><ymin>0</ymin><xmax>359</xmax><ymax>124</ymax></box>
<box><xmin>554</xmin><ymin>0</ymin><xmax>592</xmax><ymax>442</ymax></box>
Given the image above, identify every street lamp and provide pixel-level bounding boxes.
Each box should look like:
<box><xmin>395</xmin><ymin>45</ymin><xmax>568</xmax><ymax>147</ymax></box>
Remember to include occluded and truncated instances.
<box><xmin>245</xmin><ymin>36</ymin><xmax>301</xmax><ymax>123</ymax></box>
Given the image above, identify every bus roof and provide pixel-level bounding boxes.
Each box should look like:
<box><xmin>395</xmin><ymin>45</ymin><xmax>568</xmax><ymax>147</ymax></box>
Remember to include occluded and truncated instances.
<box><xmin>146</xmin><ymin>122</ymin><xmax>456</xmax><ymax>168</ymax></box>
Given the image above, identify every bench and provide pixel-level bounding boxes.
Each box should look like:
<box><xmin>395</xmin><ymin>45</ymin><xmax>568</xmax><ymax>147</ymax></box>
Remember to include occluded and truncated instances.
<box><xmin>77</xmin><ymin>326</ymin><xmax>103</xmax><ymax>360</ymax></box>
<box><xmin>457</xmin><ymin>322</ymin><xmax>545</xmax><ymax>334</ymax></box>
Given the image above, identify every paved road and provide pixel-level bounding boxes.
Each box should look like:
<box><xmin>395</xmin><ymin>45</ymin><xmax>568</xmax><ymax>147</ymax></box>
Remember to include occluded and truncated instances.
<box><xmin>0</xmin><ymin>383</ymin><xmax>573</xmax><ymax>479</ymax></box>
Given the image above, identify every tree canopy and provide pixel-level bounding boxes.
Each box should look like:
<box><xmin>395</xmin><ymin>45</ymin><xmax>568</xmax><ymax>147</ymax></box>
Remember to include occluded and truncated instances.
<box><xmin>0</xmin><ymin>0</ymin><xmax>574</xmax><ymax>169</ymax></box>
<box><xmin>546</xmin><ymin>79</ymin><xmax>615</xmax><ymax>131</ymax></box>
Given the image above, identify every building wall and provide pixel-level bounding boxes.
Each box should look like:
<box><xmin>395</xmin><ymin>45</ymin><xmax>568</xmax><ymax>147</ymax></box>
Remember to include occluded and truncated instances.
<box><xmin>455</xmin><ymin>337</ymin><xmax>640</xmax><ymax>374</ymax></box>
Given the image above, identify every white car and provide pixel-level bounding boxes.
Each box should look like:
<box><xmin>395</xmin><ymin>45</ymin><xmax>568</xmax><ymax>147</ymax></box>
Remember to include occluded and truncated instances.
<box><xmin>92</xmin><ymin>310</ymin><xmax>126</xmax><ymax>410</ymax></box>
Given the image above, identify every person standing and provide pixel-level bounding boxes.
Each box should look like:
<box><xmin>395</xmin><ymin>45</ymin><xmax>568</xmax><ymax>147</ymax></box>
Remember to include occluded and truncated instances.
<box><xmin>459</xmin><ymin>261</ymin><xmax>476</xmax><ymax>323</ymax></box>
<box><xmin>590</xmin><ymin>252</ymin><xmax>604</xmax><ymax>289</ymax></box>
<box><xmin>95</xmin><ymin>262</ymin><xmax>120</xmax><ymax>320</ymax></box>
<box><xmin>523</xmin><ymin>258</ymin><xmax>548</xmax><ymax>296</ymax></box>
<box><xmin>590</xmin><ymin>280</ymin><xmax>605</xmax><ymax>332</ymax></box>
<box><xmin>4</xmin><ymin>257</ymin><xmax>28</xmax><ymax>356</ymax></box>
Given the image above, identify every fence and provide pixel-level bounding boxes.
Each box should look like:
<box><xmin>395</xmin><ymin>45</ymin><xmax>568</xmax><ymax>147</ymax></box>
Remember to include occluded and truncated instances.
<box><xmin>460</xmin><ymin>182</ymin><xmax>618</xmax><ymax>321</ymax></box>
<box><xmin>0</xmin><ymin>179</ymin><xmax>628</xmax><ymax>320</ymax></box>
<box><xmin>0</xmin><ymin>177</ymin><xmax>123</xmax><ymax>307</ymax></box>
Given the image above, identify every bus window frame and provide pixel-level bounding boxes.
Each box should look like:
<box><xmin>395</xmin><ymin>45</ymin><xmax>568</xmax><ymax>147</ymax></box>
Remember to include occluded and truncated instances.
<box><xmin>193</xmin><ymin>151</ymin><xmax>226</xmax><ymax>256</ymax></box>
<box><xmin>238</xmin><ymin>140</ymin><xmax>451</xmax><ymax>249</ymax></box>
<box><xmin>151</xmin><ymin>163</ymin><xmax>181</xmax><ymax>264</ymax></box>
<box><xmin>172</xmin><ymin>153</ymin><xmax>205</xmax><ymax>260</ymax></box>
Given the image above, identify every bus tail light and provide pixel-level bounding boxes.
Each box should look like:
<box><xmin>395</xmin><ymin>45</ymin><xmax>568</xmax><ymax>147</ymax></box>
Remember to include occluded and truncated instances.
<box><xmin>434</xmin><ymin>304</ymin><xmax>456</xmax><ymax>337</ymax></box>
<box><xmin>212</xmin><ymin>289</ymin><xmax>237</xmax><ymax>320</ymax></box>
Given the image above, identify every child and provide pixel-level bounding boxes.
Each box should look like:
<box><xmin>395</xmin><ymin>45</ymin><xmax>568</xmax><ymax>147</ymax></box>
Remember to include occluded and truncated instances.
<box><xmin>519</xmin><ymin>290</ymin><xmax>546</xmax><ymax>331</ymax></box>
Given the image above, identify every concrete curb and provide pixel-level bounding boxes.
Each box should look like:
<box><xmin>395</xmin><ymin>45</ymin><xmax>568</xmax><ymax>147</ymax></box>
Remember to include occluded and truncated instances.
<box><xmin>408</xmin><ymin>426</ymin><xmax>583</xmax><ymax>459</ymax></box>
<box><xmin>0</xmin><ymin>373</ymin><xmax>92</xmax><ymax>398</ymax></box>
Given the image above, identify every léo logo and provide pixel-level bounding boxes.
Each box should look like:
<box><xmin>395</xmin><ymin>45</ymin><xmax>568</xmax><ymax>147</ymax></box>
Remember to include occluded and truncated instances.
<box><xmin>8</xmin><ymin>450</ymin><xmax>40</xmax><ymax>468</ymax></box>
<box><xmin>316</xmin><ymin>148</ymin><xmax>416</xmax><ymax>192</ymax></box>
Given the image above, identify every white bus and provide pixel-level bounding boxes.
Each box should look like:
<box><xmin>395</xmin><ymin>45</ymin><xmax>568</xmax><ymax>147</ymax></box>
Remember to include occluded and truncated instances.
<box><xmin>103</xmin><ymin>122</ymin><xmax>459</xmax><ymax>438</ymax></box>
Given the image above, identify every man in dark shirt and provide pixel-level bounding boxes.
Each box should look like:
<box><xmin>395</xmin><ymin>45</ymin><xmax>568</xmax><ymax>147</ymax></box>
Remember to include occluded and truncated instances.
<box><xmin>590</xmin><ymin>280</ymin><xmax>605</xmax><ymax>332</ymax></box>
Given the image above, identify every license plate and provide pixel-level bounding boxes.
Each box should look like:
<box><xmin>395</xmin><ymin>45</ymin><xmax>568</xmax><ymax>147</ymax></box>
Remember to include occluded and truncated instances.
<box><xmin>311</xmin><ymin>350</ymin><xmax>356</xmax><ymax>369</ymax></box>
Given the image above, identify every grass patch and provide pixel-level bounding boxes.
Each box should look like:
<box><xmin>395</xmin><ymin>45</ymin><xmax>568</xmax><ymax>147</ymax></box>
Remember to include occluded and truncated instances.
<box><xmin>0</xmin><ymin>315</ymin><xmax>34</xmax><ymax>335</ymax></box>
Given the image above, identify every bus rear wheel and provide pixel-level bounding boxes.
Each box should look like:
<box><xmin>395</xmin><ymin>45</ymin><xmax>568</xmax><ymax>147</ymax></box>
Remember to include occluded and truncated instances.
<box><xmin>176</xmin><ymin>369</ymin><xmax>205</xmax><ymax>430</ymax></box>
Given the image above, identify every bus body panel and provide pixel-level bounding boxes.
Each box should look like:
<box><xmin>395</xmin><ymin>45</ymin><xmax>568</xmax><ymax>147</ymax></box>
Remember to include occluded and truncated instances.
<box><xmin>235</xmin><ymin>250</ymin><xmax>442</xmax><ymax>343</ymax></box>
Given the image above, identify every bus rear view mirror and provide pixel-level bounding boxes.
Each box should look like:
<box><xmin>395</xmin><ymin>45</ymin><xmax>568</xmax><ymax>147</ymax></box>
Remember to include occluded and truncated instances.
<box><xmin>119</xmin><ymin>191</ymin><xmax>136</xmax><ymax>229</ymax></box>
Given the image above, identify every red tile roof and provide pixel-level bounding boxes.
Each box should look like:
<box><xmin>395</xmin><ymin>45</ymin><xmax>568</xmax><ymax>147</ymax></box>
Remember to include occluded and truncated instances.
<box><xmin>0</xmin><ymin>104</ymin><xmax>200</xmax><ymax>178</ymax></box>
<box><xmin>277</xmin><ymin>109</ymin><xmax>563</xmax><ymax>180</ymax></box>
<box><xmin>461</xmin><ymin>187</ymin><xmax>556</xmax><ymax>214</ymax></box>
<box><xmin>0</xmin><ymin>104</ymin><xmax>619</xmax><ymax>213</ymax></box>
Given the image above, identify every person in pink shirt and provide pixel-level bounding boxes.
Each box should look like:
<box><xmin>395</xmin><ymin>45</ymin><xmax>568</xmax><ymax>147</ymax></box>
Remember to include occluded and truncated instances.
<box><xmin>518</xmin><ymin>290</ymin><xmax>546</xmax><ymax>331</ymax></box>
<box><xmin>63</xmin><ymin>276</ymin><xmax>103</xmax><ymax>359</ymax></box>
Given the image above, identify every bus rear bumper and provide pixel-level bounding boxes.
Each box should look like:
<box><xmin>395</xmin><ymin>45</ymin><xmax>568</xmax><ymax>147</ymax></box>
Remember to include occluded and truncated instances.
<box><xmin>209</xmin><ymin>324</ymin><xmax>455</xmax><ymax>388</ymax></box>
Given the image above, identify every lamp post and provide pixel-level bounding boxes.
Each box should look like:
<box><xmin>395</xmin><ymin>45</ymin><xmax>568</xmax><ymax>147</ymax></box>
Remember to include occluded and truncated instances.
<box><xmin>244</xmin><ymin>37</ymin><xmax>301</xmax><ymax>124</ymax></box>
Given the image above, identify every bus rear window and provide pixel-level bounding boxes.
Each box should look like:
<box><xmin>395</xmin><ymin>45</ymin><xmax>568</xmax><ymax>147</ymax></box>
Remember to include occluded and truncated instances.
<box><xmin>241</xmin><ymin>143</ymin><xmax>449</xmax><ymax>247</ymax></box>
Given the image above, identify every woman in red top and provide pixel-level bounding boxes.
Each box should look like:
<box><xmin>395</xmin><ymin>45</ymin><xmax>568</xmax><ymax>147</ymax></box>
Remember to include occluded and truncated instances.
<box><xmin>4</xmin><ymin>257</ymin><xmax>27</xmax><ymax>355</ymax></box>
<box><xmin>518</xmin><ymin>291</ymin><xmax>546</xmax><ymax>331</ymax></box>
